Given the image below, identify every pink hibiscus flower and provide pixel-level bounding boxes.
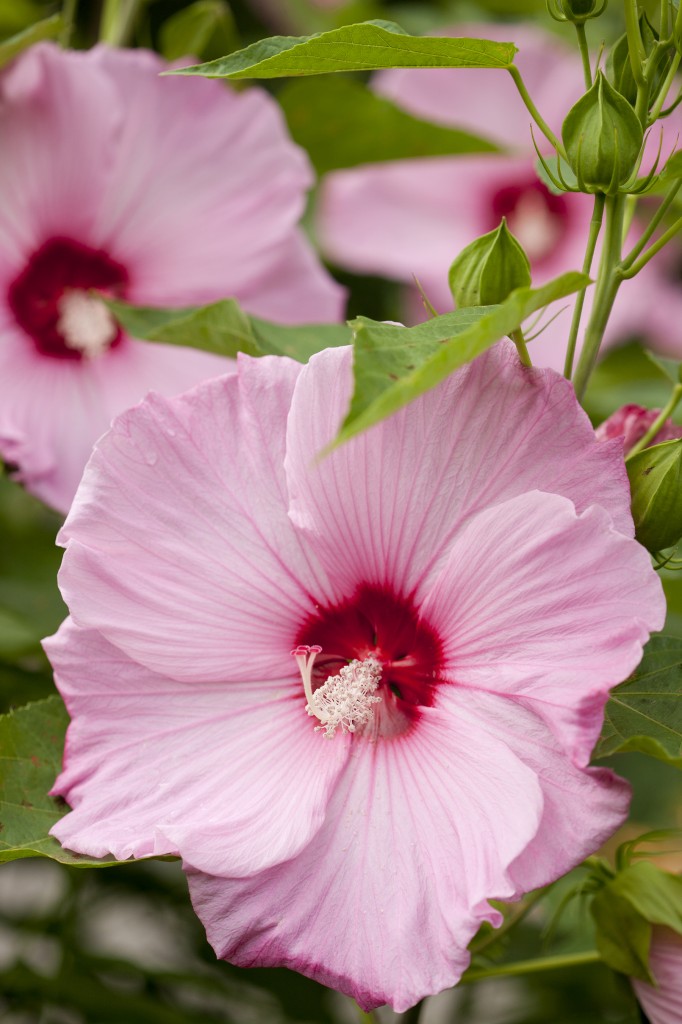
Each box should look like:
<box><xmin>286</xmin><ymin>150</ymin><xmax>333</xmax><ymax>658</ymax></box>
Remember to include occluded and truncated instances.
<box><xmin>46</xmin><ymin>342</ymin><xmax>663</xmax><ymax>1011</ymax></box>
<box><xmin>318</xmin><ymin>24</ymin><xmax>682</xmax><ymax>371</ymax></box>
<box><xmin>632</xmin><ymin>927</ymin><xmax>682</xmax><ymax>1024</ymax></box>
<box><xmin>0</xmin><ymin>42</ymin><xmax>344</xmax><ymax>512</ymax></box>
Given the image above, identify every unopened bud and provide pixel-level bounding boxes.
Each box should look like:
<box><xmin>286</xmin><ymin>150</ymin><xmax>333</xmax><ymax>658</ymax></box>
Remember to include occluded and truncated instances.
<box><xmin>548</xmin><ymin>0</ymin><xmax>606</xmax><ymax>23</ymax></box>
<box><xmin>627</xmin><ymin>437</ymin><xmax>682</xmax><ymax>552</ymax></box>
<box><xmin>596</xmin><ymin>404</ymin><xmax>682</xmax><ymax>454</ymax></box>
<box><xmin>562</xmin><ymin>71</ymin><xmax>643</xmax><ymax>193</ymax></box>
<box><xmin>448</xmin><ymin>219</ymin><xmax>531</xmax><ymax>309</ymax></box>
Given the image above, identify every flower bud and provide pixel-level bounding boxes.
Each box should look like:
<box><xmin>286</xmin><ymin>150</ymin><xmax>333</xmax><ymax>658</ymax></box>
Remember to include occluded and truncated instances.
<box><xmin>627</xmin><ymin>437</ymin><xmax>682</xmax><ymax>552</ymax></box>
<box><xmin>562</xmin><ymin>71</ymin><xmax>644</xmax><ymax>193</ymax></box>
<box><xmin>548</xmin><ymin>0</ymin><xmax>607</xmax><ymax>23</ymax></box>
<box><xmin>606</xmin><ymin>15</ymin><xmax>658</xmax><ymax>106</ymax></box>
<box><xmin>448</xmin><ymin>219</ymin><xmax>531</xmax><ymax>309</ymax></box>
<box><xmin>595</xmin><ymin>404</ymin><xmax>682</xmax><ymax>454</ymax></box>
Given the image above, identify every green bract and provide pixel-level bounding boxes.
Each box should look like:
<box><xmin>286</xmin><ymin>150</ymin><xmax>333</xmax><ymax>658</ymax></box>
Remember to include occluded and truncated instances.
<box><xmin>591</xmin><ymin>863</ymin><xmax>682</xmax><ymax>981</ymax></box>
<box><xmin>562</xmin><ymin>72</ymin><xmax>643</xmax><ymax>193</ymax></box>
<box><xmin>448</xmin><ymin>219</ymin><xmax>531</xmax><ymax>309</ymax></box>
<box><xmin>626</xmin><ymin>437</ymin><xmax>682</xmax><ymax>552</ymax></box>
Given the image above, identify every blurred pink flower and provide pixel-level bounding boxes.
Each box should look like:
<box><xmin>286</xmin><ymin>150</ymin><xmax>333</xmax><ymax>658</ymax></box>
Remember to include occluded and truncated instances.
<box><xmin>319</xmin><ymin>24</ymin><xmax>682</xmax><ymax>370</ymax></box>
<box><xmin>596</xmin><ymin>404</ymin><xmax>682</xmax><ymax>454</ymax></box>
<box><xmin>632</xmin><ymin>927</ymin><xmax>682</xmax><ymax>1024</ymax></box>
<box><xmin>46</xmin><ymin>342</ymin><xmax>663</xmax><ymax>1011</ymax></box>
<box><xmin>0</xmin><ymin>43</ymin><xmax>344</xmax><ymax>512</ymax></box>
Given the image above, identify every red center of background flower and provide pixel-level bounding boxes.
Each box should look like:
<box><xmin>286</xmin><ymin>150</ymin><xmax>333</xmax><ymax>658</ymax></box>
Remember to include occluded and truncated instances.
<box><xmin>8</xmin><ymin>237</ymin><xmax>129</xmax><ymax>360</ymax></box>
<box><xmin>295</xmin><ymin>585</ymin><xmax>444</xmax><ymax>735</ymax></box>
<box><xmin>490</xmin><ymin>180</ymin><xmax>569</xmax><ymax>266</ymax></box>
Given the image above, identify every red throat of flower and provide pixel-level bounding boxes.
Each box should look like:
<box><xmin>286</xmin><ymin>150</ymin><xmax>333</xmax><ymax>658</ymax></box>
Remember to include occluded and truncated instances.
<box><xmin>8</xmin><ymin>237</ymin><xmax>129</xmax><ymax>360</ymax></box>
<box><xmin>293</xmin><ymin>585</ymin><xmax>444</xmax><ymax>740</ymax></box>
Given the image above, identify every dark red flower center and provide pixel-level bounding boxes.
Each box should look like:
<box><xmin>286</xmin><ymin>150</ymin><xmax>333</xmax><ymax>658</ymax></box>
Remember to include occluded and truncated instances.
<box><xmin>8</xmin><ymin>237</ymin><xmax>129</xmax><ymax>360</ymax></box>
<box><xmin>490</xmin><ymin>179</ymin><xmax>569</xmax><ymax>266</ymax></box>
<box><xmin>295</xmin><ymin>585</ymin><xmax>444</xmax><ymax>737</ymax></box>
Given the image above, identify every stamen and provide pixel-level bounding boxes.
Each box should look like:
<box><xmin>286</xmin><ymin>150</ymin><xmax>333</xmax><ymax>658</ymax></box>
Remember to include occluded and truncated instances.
<box><xmin>291</xmin><ymin>646</ymin><xmax>382</xmax><ymax>739</ymax></box>
<box><xmin>56</xmin><ymin>289</ymin><xmax>118</xmax><ymax>358</ymax></box>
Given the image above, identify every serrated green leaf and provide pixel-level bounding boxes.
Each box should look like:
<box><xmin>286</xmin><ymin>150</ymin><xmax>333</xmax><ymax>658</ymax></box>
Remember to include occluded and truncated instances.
<box><xmin>627</xmin><ymin>438</ymin><xmax>682</xmax><ymax>552</ymax></box>
<box><xmin>595</xmin><ymin>635</ymin><xmax>682</xmax><ymax>767</ymax></box>
<box><xmin>279</xmin><ymin>76</ymin><xmax>497</xmax><ymax>174</ymax></box>
<box><xmin>170</xmin><ymin>21</ymin><xmax>517</xmax><ymax>80</ymax></box>
<box><xmin>333</xmin><ymin>271</ymin><xmax>590</xmax><ymax>448</ymax></box>
<box><xmin>0</xmin><ymin>12</ymin><xmax>61</xmax><ymax>68</ymax></box>
<box><xmin>106</xmin><ymin>296</ymin><xmax>351</xmax><ymax>362</ymax></box>
<box><xmin>160</xmin><ymin>1</ymin><xmax>237</xmax><ymax>63</ymax></box>
<box><xmin>0</xmin><ymin>697</ymin><xmax>119</xmax><ymax>865</ymax></box>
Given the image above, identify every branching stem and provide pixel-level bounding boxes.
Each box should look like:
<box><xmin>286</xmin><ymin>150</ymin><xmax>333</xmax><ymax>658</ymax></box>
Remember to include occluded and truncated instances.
<box><xmin>565</xmin><ymin>193</ymin><xmax>605</xmax><ymax>379</ymax></box>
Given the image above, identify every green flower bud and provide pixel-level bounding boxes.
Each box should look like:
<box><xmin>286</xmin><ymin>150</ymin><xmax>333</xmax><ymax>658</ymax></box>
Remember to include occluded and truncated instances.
<box><xmin>448</xmin><ymin>219</ymin><xmax>531</xmax><ymax>309</ymax></box>
<box><xmin>675</xmin><ymin>2</ymin><xmax>682</xmax><ymax>55</ymax></box>
<box><xmin>547</xmin><ymin>0</ymin><xmax>607</xmax><ymax>23</ymax></box>
<box><xmin>562</xmin><ymin>71</ymin><xmax>643</xmax><ymax>193</ymax></box>
<box><xmin>627</xmin><ymin>437</ymin><xmax>682</xmax><ymax>552</ymax></box>
<box><xmin>606</xmin><ymin>16</ymin><xmax>664</xmax><ymax>108</ymax></box>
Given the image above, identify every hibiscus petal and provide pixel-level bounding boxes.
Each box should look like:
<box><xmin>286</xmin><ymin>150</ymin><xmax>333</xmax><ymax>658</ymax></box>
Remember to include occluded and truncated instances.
<box><xmin>187</xmin><ymin>704</ymin><xmax>544</xmax><ymax>1012</ymax></box>
<box><xmin>0</xmin><ymin>326</ymin><xmax>230</xmax><ymax>513</ymax></box>
<box><xmin>59</xmin><ymin>356</ymin><xmax>334</xmax><ymax>682</ymax></box>
<box><xmin>47</xmin><ymin>620</ymin><xmax>347</xmax><ymax>875</ymax></box>
<box><xmin>285</xmin><ymin>343</ymin><xmax>634</xmax><ymax>599</ymax></box>
<box><xmin>421</xmin><ymin>490</ymin><xmax>664</xmax><ymax>765</ymax></box>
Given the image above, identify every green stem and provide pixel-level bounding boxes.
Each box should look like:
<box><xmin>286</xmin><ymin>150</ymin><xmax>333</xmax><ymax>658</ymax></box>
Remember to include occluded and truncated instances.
<box><xmin>462</xmin><ymin>950</ymin><xmax>602</xmax><ymax>984</ymax></box>
<box><xmin>356</xmin><ymin>1010</ymin><xmax>376</xmax><ymax>1023</ymax></box>
<box><xmin>60</xmin><ymin>0</ymin><xmax>78</xmax><ymax>45</ymax></box>
<box><xmin>648</xmin><ymin>51</ymin><xmax>681</xmax><ymax>123</ymax></box>
<box><xmin>620</xmin><ymin>213</ymin><xmax>682</xmax><ymax>278</ymax></box>
<box><xmin>625</xmin><ymin>0</ymin><xmax>647</xmax><ymax>83</ymax></box>
<box><xmin>661</xmin><ymin>0</ymin><xmax>670</xmax><ymax>39</ymax></box>
<box><xmin>508</xmin><ymin>66</ymin><xmax>567</xmax><ymax>159</ymax></box>
<box><xmin>574</xmin><ymin>22</ymin><xmax>592</xmax><ymax>89</ymax></box>
<box><xmin>621</xmin><ymin>178</ymin><xmax>682</xmax><ymax>270</ymax></box>
<box><xmin>511</xmin><ymin>328</ymin><xmax>532</xmax><ymax>368</ymax></box>
<box><xmin>99</xmin><ymin>0</ymin><xmax>143</xmax><ymax>46</ymax></box>
<box><xmin>565</xmin><ymin>193</ymin><xmax>605</xmax><ymax>379</ymax></box>
<box><xmin>626</xmin><ymin>383</ymin><xmax>682</xmax><ymax>457</ymax></box>
<box><xmin>573</xmin><ymin>194</ymin><xmax>626</xmax><ymax>400</ymax></box>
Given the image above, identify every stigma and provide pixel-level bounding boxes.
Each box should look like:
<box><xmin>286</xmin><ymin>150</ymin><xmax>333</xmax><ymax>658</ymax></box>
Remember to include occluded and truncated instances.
<box><xmin>56</xmin><ymin>289</ymin><xmax>118</xmax><ymax>358</ymax></box>
<box><xmin>291</xmin><ymin>645</ymin><xmax>382</xmax><ymax>739</ymax></box>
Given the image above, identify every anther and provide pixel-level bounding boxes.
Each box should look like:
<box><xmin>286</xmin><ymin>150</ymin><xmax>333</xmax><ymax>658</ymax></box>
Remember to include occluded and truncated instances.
<box><xmin>291</xmin><ymin>646</ymin><xmax>382</xmax><ymax>739</ymax></box>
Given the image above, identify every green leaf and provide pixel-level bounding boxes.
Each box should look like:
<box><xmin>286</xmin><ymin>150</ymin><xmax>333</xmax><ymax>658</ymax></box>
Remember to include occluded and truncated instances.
<box><xmin>333</xmin><ymin>271</ymin><xmax>590</xmax><ymax>448</ymax></box>
<box><xmin>595</xmin><ymin>634</ymin><xmax>682</xmax><ymax>767</ymax></box>
<box><xmin>0</xmin><ymin>697</ymin><xmax>119</xmax><ymax>865</ymax></box>
<box><xmin>591</xmin><ymin>888</ymin><xmax>653</xmax><ymax>981</ymax></box>
<box><xmin>160</xmin><ymin>1</ymin><xmax>238</xmax><ymax>63</ymax></box>
<box><xmin>169</xmin><ymin>21</ymin><xmax>517</xmax><ymax>80</ymax></box>
<box><xmin>592</xmin><ymin>862</ymin><xmax>682</xmax><ymax>981</ymax></box>
<box><xmin>106</xmin><ymin>296</ymin><xmax>351</xmax><ymax>363</ymax></box>
<box><xmin>643</xmin><ymin>349</ymin><xmax>682</xmax><ymax>384</ymax></box>
<box><xmin>0</xmin><ymin>12</ymin><xmax>61</xmax><ymax>68</ymax></box>
<box><xmin>627</xmin><ymin>437</ymin><xmax>682</xmax><ymax>552</ymax></box>
<box><xmin>279</xmin><ymin>76</ymin><xmax>497</xmax><ymax>174</ymax></box>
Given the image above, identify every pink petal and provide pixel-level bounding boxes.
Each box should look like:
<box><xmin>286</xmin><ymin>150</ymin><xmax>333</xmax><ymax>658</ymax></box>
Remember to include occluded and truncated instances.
<box><xmin>633</xmin><ymin>928</ymin><xmax>682</xmax><ymax>1024</ymax></box>
<box><xmin>187</xmin><ymin>704</ymin><xmax>546</xmax><ymax>1012</ymax></box>
<box><xmin>47</xmin><ymin>620</ymin><xmax>347</xmax><ymax>875</ymax></box>
<box><xmin>58</xmin><ymin>356</ymin><xmax>334</xmax><ymax>682</ymax></box>
<box><xmin>374</xmin><ymin>24</ymin><xmax>581</xmax><ymax>148</ymax></box>
<box><xmin>421</xmin><ymin>490</ymin><xmax>664</xmax><ymax>765</ymax></box>
<box><xmin>0</xmin><ymin>327</ymin><xmax>230</xmax><ymax>513</ymax></box>
<box><xmin>435</xmin><ymin>688</ymin><xmax>630</xmax><ymax>894</ymax></box>
<box><xmin>284</xmin><ymin>342</ymin><xmax>634</xmax><ymax>598</ymax></box>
